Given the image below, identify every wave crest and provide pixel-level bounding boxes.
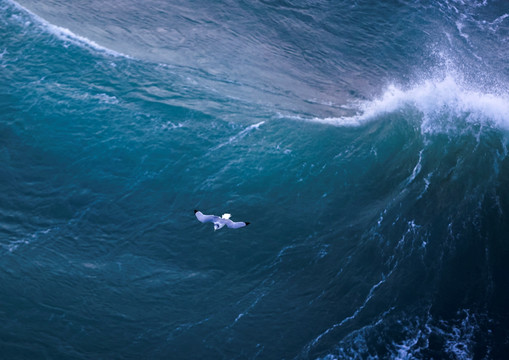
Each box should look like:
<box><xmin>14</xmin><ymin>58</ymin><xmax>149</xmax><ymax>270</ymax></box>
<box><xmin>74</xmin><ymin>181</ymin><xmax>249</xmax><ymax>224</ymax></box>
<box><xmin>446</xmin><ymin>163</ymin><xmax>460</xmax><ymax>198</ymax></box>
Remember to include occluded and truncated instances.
<box><xmin>309</xmin><ymin>76</ymin><xmax>509</xmax><ymax>132</ymax></box>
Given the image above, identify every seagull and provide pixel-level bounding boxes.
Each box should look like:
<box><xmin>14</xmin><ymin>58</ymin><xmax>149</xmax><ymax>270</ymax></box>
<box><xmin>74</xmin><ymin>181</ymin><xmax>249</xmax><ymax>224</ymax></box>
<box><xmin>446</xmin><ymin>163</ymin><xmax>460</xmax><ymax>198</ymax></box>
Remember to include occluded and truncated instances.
<box><xmin>194</xmin><ymin>210</ymin><xmax>250</xmax><ymax>231</ymax></box>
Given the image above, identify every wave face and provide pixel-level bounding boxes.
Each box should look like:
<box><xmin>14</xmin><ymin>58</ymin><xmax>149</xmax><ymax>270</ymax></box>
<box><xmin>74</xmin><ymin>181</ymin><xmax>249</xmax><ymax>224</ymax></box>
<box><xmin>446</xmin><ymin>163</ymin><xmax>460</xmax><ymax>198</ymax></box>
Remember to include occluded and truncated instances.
<box><xmin>1</xmin><ymin>0</ymin><xmax>509</xmax><ymax>358</ymax></box>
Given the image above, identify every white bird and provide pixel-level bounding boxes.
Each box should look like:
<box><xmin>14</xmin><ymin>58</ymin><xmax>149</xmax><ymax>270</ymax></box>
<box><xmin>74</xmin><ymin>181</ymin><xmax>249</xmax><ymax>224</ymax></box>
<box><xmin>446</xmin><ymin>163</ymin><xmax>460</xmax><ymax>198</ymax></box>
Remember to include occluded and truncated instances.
<box><xmin>194</xmin><ymin>210</ymin><xmax>250</xmax><ymax>231</ymax></box>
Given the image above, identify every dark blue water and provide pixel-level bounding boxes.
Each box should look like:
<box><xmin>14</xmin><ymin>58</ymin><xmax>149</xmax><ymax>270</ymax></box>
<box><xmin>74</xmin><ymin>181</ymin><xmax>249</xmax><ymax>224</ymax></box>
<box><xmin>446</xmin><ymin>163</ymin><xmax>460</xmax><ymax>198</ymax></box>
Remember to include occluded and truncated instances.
<box><xmin>1</xmin><ymin>0</ymin><xmax>509</xmax><ymax>358</ymax></box>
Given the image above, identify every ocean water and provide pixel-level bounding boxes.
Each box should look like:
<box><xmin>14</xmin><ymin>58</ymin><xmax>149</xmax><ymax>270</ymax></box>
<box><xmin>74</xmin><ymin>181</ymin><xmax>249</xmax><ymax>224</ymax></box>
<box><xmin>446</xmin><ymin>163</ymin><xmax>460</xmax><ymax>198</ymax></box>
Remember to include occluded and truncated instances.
<box><xmin>1</xmin><ymin>0</ymin><xmax>509</xmax><ymax>358</ymax></box>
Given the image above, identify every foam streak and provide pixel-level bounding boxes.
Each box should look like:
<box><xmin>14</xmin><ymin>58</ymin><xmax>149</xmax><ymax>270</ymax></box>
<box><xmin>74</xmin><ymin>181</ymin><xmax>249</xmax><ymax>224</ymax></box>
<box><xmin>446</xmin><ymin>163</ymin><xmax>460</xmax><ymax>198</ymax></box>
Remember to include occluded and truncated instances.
<box><xmin>7</xmin><ymin>0</ymin><xmax>130</xmax><ymax>58</ymax></box>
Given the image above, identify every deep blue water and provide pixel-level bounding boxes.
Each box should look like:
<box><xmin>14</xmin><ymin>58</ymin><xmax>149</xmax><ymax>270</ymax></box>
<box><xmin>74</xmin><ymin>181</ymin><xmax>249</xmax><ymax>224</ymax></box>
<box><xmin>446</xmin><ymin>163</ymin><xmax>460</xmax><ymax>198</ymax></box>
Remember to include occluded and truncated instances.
<box><xmin>1</xmin><ymin>0</ymin><xmax>509</xmax><ymax>358</ymax></box>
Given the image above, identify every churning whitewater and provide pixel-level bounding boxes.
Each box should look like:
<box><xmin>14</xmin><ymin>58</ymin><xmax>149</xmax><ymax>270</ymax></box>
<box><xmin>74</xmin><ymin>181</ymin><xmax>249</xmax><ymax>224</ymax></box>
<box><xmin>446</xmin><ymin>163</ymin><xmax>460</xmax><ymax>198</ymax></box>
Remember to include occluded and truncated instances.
<box><xmin>1</xmin><ymin>0</ymin><xmax>509</xmax><ymax>359</ymax></box>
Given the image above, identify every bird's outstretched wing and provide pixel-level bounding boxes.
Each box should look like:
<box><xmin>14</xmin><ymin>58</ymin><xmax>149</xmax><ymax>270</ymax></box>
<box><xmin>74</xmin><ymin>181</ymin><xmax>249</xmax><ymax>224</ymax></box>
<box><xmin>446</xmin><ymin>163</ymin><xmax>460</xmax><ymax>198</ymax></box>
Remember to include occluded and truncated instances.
<box><xmin>194</xmin><ymin>210</ymin><xmax>219</xmax><ymax>223</ymax></box>
<box><xmin>224</xmin><ymin>219</ymin><xmax>250</xmax><ymax>229</ymax></box>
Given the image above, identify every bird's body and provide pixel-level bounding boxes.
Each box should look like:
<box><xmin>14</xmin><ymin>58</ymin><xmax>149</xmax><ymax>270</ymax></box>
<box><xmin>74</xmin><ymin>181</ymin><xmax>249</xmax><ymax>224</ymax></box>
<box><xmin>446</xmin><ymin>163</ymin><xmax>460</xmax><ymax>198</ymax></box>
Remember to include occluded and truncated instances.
<box><xmin>194</xmin><ymin>210</ymin><xmax>250</xmax><ymax>230</ymax></box>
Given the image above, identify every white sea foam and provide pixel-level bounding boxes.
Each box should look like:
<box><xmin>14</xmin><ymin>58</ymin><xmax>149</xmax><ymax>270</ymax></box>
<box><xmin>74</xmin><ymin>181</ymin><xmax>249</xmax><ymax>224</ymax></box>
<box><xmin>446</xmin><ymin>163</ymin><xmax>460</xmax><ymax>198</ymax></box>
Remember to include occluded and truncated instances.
<box><xmin>92</xmin><ymin>93</ymin><xmax>119</xmax><ymax>104</ymax></box>
<box><xmin>0</xmin><ymin>48</ymin><xmax>6</xmax><ymax>68</ymax></box>
<box><xmin>8</xmin><ymin>0</ymin><xmax>130</xmax><ymax>58</ymax></box>
<box><xmin>212</xmin><ymin>121</ymin><xmax>265</xmax><ymax>151</ymax></box>
<box><xmin>407</xmin><ymin>149</ymin><xmax>424</xmax><ymax>185</ymax></box>
<box><xmin>307</xmin><ymin>270</ymin><xmax>393</xmax><ymax>352</ymax></box>
<box><xmin>306</xmin><ymin>76</ymin><xmax>509</xmax><ymax>131</ymax></box>
<box><xmin>2</xmin><ymin>228</ymin><xmax>52</xmax><ymax>253</ymax></box>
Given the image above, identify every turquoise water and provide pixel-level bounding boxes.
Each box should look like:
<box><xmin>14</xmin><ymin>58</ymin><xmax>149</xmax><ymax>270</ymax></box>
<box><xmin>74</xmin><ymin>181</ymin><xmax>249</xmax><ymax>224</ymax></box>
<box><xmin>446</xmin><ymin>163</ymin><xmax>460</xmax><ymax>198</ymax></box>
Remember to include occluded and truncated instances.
<box><xmin>1</xmin><ymin>0</ymin><xmax>509</xmax><ymax>358</ymax></box>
